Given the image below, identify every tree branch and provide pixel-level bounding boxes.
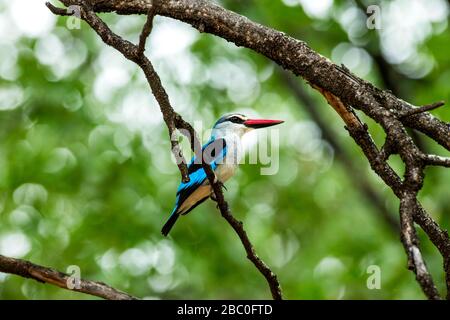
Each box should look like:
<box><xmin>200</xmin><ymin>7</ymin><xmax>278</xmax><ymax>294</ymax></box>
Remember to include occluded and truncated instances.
<box><xmin>46</xmin><ymin>2</ymin><xmax>72</xmax><ymax>16</ymax></box>
<box><xmin>207</xmin><ymin>180</ymin><xmax>283</xmax><ymax>300</ymax></box>
<box><xmin>399</xmin><ymin>101</ymin><xmax>446</xmax><ymax>119</ymax></box>
<box><xmin>0</xmin><ymin>255</ymin><xmax>137</xmax><ymax>300</ymax></box>
<box><xmin>412</xmin><ymin>201</ymin><xmax>450</xmax><ymax>300</ymax></box>
<box><xmin>46</xmin><ymin>0</ymin><xmax>283</xmax><ymax>300</ymax></box>
<box><xmin>422</xmin><ymin>154</ymin><xmax>450</xmax><ymax>168</ymax></box>
<box><xmin>312</xmin><ymin>85</ymin><xmax>443</xmax><ymax>299</ymax></box>
<box><xmin>137</xmin><ymin>1</ymin><xmax>156</xmax><ymax>57</ymax></box>
<box><xmin>399</xmin><ymin>194</ymin><xmax>440</xmax><ymax>300</ymax></box>
<box><xmin>280</xmin><ymin>71</ymin><xmax>399</xmax><ymax>232</ymax></box>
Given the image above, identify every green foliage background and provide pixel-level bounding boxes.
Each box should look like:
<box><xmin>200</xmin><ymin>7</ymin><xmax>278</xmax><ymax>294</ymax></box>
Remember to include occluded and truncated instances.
<box><xmin>1</xmin><ymin>0</ymin><xmax>450</xmax><ymax>299</ymax></box>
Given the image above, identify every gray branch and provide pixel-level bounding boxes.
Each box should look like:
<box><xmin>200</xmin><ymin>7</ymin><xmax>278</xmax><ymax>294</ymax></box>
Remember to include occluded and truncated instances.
<box><xmin>0</xmin><ymin>255</ymin><xmax>137</xmax><ymax>300</ymax></box>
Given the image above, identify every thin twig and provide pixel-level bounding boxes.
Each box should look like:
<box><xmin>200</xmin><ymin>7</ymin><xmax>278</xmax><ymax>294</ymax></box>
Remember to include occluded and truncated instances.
<box><xmin>137</xmin><ymin>1</ymin><xmax>156</xmax><ymax>57</ymax></box>
<box><xmin>422</xmin><ymin>154</ymin><xmax>450</xmax><ymax>168</ymax></box>
<box><xmin>399</xmin><ymin>101</ymin><xmax>445</xmax><ymax>119</ymax></box>
<box><xmin>45</xmin><ymin>2</ymin><xmax>72</xmax><ymax>16</ymax></box>
<box><xmin>412</xmin><ymin>201</ymin><xmax>450</xmax><ymax>300</ymax></box>
<box><xmin>0</xmin><ymin>255</ymin><xmax>137</xmax><ymax>300</ymax></box>
<box><xmin>207</xmin><ymin>176</ymin><xmax>283</xmax><ymax>300</ymax></box>
<box><xmin>399</xmin><ymin>194</ymin><xmax>441</xmax><ymax>300</ymax></box>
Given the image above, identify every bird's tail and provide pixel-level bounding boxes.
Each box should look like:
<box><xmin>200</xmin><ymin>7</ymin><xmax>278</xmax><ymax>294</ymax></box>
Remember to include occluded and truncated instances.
<box><xmin>161</xmin><ymin>209</ymin><xmax>180</xmax><ymax>237</ymax></box>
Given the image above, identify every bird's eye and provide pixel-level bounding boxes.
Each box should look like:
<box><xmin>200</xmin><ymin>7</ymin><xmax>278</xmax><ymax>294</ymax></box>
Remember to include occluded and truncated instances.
<box><xmin>230</xmin><ymin>116</ymin><xmax>243</xmax><ymax>123</ymax></box>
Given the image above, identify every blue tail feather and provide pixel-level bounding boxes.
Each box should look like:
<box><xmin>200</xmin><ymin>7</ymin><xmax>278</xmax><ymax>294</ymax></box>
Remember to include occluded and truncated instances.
<box><xmin>161</xmin><ymin>207</ymin><xmax>179</xmax><ymax>237</ymax></box>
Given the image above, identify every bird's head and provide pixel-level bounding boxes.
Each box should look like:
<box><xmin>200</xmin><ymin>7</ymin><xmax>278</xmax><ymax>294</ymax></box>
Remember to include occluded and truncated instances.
<box><xmin>212</xmin><ymin>113</ymin><xmax>284</xmax><ymax>138</ymax></box>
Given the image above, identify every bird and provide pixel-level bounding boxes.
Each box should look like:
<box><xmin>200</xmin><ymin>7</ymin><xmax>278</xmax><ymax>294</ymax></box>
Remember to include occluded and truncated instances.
<box><xmin>161</xmin><ymin>113</ymin><xmax>284</xmax><ymax>236</ymax></box>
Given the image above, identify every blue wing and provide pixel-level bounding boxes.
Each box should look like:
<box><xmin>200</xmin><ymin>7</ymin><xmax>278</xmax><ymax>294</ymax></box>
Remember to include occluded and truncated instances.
<box><xmin>161</xmin><ymin>137</ymin><xmax>227</xmax><ymax>235</ymax></box>
<box><xmin>173</xmin><ymin>137</ymin><xmax>227</xmax><ymax>214</ymax></box>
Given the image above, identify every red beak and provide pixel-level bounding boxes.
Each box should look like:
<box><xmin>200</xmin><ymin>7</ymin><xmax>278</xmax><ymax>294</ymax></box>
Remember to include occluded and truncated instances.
<box><xmin>244</xmin><ymin>118</ymin><xmax>284</xmax><ymax>129</ymax></box>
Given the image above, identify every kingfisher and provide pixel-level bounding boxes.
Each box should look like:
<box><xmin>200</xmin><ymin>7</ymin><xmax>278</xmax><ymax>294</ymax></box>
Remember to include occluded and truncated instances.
<box><xmin>161</xmin><ymin>113</ymin><xmax>284</xmax><ymax>236</ymax></box>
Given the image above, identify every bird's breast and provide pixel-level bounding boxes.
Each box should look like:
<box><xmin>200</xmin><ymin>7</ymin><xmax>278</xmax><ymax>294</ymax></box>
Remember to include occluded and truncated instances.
<box><xmin>214</xmin><ymin>134</ymin><xmax>242</xmax><ymax>182</ymax></box>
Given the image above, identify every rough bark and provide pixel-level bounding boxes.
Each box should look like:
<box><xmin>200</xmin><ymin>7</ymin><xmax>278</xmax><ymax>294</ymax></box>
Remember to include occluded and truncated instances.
<box><xmin>280</xmin><ymin>71</ymin><xmax>399</xmax><ymax>232</ymax></box>
<box><xmin>0</xmin><ymin>255</ymin><xmax>136</xmax><ymax>300</ymax></box>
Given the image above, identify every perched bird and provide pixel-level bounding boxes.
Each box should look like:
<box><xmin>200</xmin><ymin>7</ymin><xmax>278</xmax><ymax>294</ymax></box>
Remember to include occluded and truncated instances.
<box><xmin>161</xmin><ymin>113</ymin><xmax>284</xmax><ymax>236</ymax></box>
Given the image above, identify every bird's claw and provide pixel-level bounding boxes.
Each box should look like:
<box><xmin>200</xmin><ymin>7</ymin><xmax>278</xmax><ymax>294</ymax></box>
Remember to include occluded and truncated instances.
<box><xmin>216</xmin><ymin>181</ymin><xmax>227</xmax><ymax>191</ymax></box>
<box><xmin>210</xmin><ymin>181</ymin><xmax>227</xmax><ymax>204</ymax></box>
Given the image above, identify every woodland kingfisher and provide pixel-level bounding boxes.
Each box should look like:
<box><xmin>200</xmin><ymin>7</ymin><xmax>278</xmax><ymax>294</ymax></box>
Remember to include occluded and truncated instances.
<box><xmin>161</xmin><ymin>113</ymin><xmax>284</xmax><ymax>236</ymax></box>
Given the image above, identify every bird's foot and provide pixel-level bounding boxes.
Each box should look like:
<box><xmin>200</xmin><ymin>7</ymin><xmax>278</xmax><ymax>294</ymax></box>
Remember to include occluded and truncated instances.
<box><xmin>216</xmin><ymin>181</ymin><xmax>227</xmax><ymax>191</ymax></box>
<box><xmin>210</xmin><ymin>182</ymin><xmax>227</xmax><ymax>208</ymax></box>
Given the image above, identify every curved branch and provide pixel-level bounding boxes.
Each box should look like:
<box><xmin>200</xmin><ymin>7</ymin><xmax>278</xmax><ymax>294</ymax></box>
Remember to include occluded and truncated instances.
<box><xmin>207</xmin><ymin>179</ymin><xmax>283</xmax><ymax>300</ymax></box>
<box><xmin>47</xmin><ymin>0</ymin><xmax>282</xmax><ymax>300</ymax></box>
<box><xmin>280</xmin><ymin>71</ymin><xmax>398</xmax><ymax>232</ymax></box>
<box><xmin>399</xmin><ymin>194</ymin><xmax>440</xmax><ymax>300</ymax></box>
<box><xmin>413</xmin><ymin>199</ymin><xmax>450</xmax><ymax>300</ymax></box>
<box><xmin>399</xmin><ymin>101</ymin><xmax>445</xmax><ymax>119</ymax></box>
<box><xmin>0</xmin><ymin>255</ymin><xmax>136</xmax><ymax>300</ymax></box>
<box><xmin>315</xmin><ymin>87</ymin><xmax>444</xmax><ymax>299</ymax></box>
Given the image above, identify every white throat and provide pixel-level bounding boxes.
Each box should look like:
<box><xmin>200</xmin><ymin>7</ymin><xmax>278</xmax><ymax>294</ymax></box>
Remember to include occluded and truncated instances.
<box><xmin>211</xmin><ymin>126</ymin><xmax>252</xmax><ymax>182</ymax></box>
